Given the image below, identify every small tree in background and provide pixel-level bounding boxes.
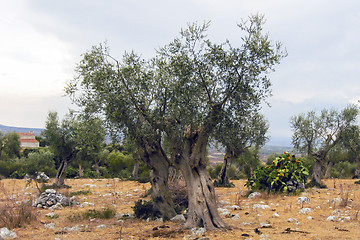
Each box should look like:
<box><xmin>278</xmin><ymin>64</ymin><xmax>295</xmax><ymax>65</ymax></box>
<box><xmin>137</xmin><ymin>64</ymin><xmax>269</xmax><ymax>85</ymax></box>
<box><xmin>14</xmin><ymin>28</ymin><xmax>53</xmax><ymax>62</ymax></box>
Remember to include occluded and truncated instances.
<box><xmin>290</xmin><ymin>105</ymin><xmax>359</xmax><ymax>187</ymax></box>
<box><xmin>213</xmin><ymin>111</ymin><xmax>269</xmax><ymax>187</ymax></box>
<box><xmin>44</xmin><ymin>111</ymin><xmax>105</xmax><ymax>186</ymax></box>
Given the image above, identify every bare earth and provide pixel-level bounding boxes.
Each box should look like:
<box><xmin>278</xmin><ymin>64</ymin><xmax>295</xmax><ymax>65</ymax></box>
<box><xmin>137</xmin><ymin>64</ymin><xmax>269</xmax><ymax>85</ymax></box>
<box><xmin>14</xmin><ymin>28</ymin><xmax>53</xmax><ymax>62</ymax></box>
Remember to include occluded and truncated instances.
<box><xmin>1</xmin><ymin>178</ymin><xmax>360</xmax><ymax>240</ymax></box>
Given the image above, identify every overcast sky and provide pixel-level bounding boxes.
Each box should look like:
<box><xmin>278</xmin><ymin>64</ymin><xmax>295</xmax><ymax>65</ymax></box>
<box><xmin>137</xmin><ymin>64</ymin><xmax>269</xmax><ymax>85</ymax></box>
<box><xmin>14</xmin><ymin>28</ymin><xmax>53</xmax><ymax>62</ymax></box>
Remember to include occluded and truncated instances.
<box><xmin>1</xmin><ymin>0</ymin><xmax>359</xmax><ymax>146</ymax></box>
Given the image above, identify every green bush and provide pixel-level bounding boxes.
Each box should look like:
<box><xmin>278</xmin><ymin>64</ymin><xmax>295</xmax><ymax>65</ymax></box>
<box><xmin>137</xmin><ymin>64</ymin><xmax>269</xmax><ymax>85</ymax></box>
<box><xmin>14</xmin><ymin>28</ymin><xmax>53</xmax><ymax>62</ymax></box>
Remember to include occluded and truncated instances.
<box><xmin>132</xmin><ymin>200</ymin><xmax>159</xmax><ymax>219</ymax></box>
<box><xmin>83</xmin><ymin>169</ymin><xmax>97</xmax><ymax>178</ymax></box>
<box><xmin>246</xmin><ymin>152</ymin><xmax>309</xmax><ymax>193</ymax></box>
<box><xmin>9</xmin><ymin>170</ymin><xmax>26</xmax><ymax>179</ymax></box>
<box><xmin>66</xmin><ymin>166</ymin><xmax>79</xmax><ymax>178</ymax></box>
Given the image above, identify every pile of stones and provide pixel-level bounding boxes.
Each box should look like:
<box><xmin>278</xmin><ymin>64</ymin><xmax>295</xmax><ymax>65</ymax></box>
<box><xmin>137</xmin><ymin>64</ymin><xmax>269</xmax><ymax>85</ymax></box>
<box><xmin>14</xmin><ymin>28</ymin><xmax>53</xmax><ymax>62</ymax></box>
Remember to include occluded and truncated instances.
<box><xmin>286</xmin><ymin>179</ymin><xmax>305</xmax><ymax>192</ymax></box>
<box><xmin>32</xmin><ymin>189</ymin><xmax>78</xmax><ymax>209</ymax></box>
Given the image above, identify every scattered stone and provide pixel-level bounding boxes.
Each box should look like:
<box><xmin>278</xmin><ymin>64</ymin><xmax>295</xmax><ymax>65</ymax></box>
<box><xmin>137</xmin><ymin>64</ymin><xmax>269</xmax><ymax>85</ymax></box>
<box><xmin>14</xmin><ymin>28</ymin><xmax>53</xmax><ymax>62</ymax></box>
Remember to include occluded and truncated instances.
<box><xmin>326</xmin><ymin>215</ymin><xmax>337</xmax><ymax>221</ymax></box>
<box><xmin>82</xmin><ymin>184</ymin><xmax>97</xmax><ymax>188</ymax></box>
<box><xmin>97</xmin><ymin>224</ymin><xmax>107</xmax><ymax>229</ymax></box>
<box><xmin>259</xmin><ymin>234</ymin><xmax>270</xmax><ymax>240</ymax></box>
<box><xmin>0</xmin><ymin>228</ymin><xmax>17</xmax><ymax>239</ymax></box>
<box><xmin>253</xmin><ymin>204</ymin><xmax>270</xmax><ymax>210</ymax></box>
<box><xmin>287</xmin><ymin>218</ymin><xmax>297</xmax><ymax>222</ymax></box>
<box><xmin>307</xmin><ymin>216</ymin><xmax>313</xmax><ymax>220</ymax></box>
<box><xmin>63</xmin><ymin>226</ymin><xmax>82</xmax><ymax>231</ymax></box>
<box><xmin>189</xmin><ymin>227</ymin><xmax>206</xmax><ymax>237</ymax></box>
<box><xmin>260</xmin><ymin>223</ymin><xmax>272</xmax><ymax>228</ymax></box>
<box><xmin>299</xmin><ymin>208</ymin><xmax>313</xmax><ymax>214</ymax></box>
<box><xmin>297</xmin><ymin>197</ymin><xmax>310</xmax><ymax>204</ymax></box>
<box><xmin>170</xmin><ymin>214</ymin><xmax>186</xmax><ymax>223</ymax></box>
<box><xmin>248</xmin><ymin>192</ymin><xmax>261</xmax><ymax>199</ymax></box>
<box><xmin>220</xmin><ymin>211</ymin><xmax>231</xmax><ymax>216</ymax></box>
<box><xmin>79</xmin><ymin>202</ymin><xmax>95</xmax><ymax>207</ymax></box>
<box><xmin>100</xmin><ymin>184</ymin><xmax>112</xmax><ymax>187</ymax></box>
<box><xmin>231</xmin><ymin>214</ymin><xmax>240</xmax><ymax>220</ymax></box>
<box><xmin>36</xmin><ymin>172</ymin><xmax>50</xmax><ymax>182</ymax></box>
<box><xmin>155</xmin><ymin>217</ymin><xmax>163</xmax><ymax>222</ymax></box>
<box><xmin>331</xmin><ymin>198</ymin><xmax>342</xmax><ymax>204</ymax></box>
<box><xmin>44</xmin><ymin>223</ymin><xmax>56</xmax><ymax>229</ymax></box>
<box><xmin>286</xmin><ymin>180</ymin><xmax>305</xmax><ymax>192</ymax></box>
<box><xmin>49</xmin><ymin>203</ymin><xmax>63</xmax><ymax>210</ymax></box>
<box><xmin>227</xmin><ymin>205</ymin><xmax>240</xmax><ymax>210</ymax></box>
<box><xmin>217</xmin><ymin>207</ymin><xmax>228</xmax><ymax>213</ymax></box>
<box><xmin>272</xmin><ymin>212</ymin><xmax>280</xmax><ymax>218</ymax></box>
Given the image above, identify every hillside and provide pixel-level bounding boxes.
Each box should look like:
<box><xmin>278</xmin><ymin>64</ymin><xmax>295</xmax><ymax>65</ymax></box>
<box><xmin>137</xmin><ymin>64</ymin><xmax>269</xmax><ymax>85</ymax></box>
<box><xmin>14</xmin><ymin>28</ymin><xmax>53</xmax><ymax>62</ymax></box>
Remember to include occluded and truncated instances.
<box><xmin>0</xmin><ymin>124</ymin><xmax>43</xmax><ymax>135</ymax></box>
<box><xmin>208</xmin><ymin>145</ymin><xmax>296</xmax><ymax>166</ymax></box>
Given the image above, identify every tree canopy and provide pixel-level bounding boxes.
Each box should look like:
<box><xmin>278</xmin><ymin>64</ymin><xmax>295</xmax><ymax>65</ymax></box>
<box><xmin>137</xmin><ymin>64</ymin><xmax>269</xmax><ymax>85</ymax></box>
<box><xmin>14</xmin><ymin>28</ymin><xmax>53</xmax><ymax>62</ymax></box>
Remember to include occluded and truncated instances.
<box><xmin>290</xmin><ymin>105</ymin><xmax>359</xmax><ymax>186</ymax></box>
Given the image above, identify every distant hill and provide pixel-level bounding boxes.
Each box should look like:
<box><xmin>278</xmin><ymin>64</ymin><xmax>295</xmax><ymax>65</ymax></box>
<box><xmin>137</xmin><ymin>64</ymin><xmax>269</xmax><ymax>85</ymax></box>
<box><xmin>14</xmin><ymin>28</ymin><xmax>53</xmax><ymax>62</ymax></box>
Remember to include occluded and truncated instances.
<box><xmin>208</xmin><ymin>144</ymin><xmax>297</xmax><ymax>166</ymax></box>
<box><xmin>0</xmin><ymin>124</ymin><xmax>43</xmax><ymax>136</ymax></box>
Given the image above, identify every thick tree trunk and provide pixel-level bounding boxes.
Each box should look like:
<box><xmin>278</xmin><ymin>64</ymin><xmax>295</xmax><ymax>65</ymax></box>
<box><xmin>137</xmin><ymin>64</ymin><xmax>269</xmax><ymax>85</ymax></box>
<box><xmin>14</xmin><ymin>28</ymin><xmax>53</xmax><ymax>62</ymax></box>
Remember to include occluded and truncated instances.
<box><xmin>137</xmin><ymin>142</ymin><xmax>176</xmax><ymax>220</ymax></box>
<box><xmin>176</xmin><ymin>131</ymin><xmax>227</xmax><ymax>229</ymax></box>
<box><xmin>324</xmin><ymin>161</ymin><xmax>333</xmax><ymax>179</ymax></box>
<box><xmin>55</xmin><ymin>160</ymin><xmax>68</xmax><ymax>186</ymax></box>
<box><xmin>149</xmin><ymin>164</ymin><xmax>176</xmax><ymax>220</ymax></box>
<box><xmin>179</xmin><ymin>161</ymin><xmax>226</xmax><ymax>229</ymax></box>
<box><xmin>311</xmin><ymin>159</ymin><xmax>324</xmax><ymax>187</ymax></box>
<box><xmin>215</xmin><ymin>154</ymin><xmax>233</xmax><ymax>187</ymax></box>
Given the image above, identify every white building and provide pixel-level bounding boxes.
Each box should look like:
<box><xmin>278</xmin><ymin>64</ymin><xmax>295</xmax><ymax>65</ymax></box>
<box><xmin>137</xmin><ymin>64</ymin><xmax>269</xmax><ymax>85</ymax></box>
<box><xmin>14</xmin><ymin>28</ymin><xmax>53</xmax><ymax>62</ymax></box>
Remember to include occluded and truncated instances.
<box><xmin>17</xmin><ymin>131</ymin><xmax>39</xmax><ymax>148</ymax></box>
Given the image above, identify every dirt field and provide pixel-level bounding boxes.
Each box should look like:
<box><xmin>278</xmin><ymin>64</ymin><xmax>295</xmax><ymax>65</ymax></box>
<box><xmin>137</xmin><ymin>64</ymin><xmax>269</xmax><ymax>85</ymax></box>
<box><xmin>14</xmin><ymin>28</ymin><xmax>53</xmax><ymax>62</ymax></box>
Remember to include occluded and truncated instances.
<box><xmin>1</xmin><ymin>178</ymin><xmax>360</xmax><ymax>240</ymax></box>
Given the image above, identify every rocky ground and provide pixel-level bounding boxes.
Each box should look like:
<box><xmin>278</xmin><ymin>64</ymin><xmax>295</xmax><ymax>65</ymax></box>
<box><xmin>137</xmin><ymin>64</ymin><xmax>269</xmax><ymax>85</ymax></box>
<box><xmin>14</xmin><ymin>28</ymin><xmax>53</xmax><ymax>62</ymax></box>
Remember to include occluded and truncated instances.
<box><xmin>0</xmin><ymin>178</ymin><xmax>359</xmax><ymax>240</ymax></box>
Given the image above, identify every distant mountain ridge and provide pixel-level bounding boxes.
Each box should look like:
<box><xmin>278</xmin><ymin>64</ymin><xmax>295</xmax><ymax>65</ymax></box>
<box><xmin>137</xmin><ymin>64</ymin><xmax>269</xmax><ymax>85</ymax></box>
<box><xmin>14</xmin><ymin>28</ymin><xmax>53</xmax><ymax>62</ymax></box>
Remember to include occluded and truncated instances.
<box><xmin>0</xmin><ymin>124</ymin><xmax>43</xmax><ymax>136</ymax></box>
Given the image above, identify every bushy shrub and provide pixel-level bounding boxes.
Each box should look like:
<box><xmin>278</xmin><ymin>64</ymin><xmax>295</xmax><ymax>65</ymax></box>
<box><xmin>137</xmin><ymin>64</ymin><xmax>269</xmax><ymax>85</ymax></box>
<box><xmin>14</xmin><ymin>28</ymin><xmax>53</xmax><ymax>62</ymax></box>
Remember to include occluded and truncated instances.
<box><xmin>208</xmin><ymin>164</ymin><xmax>223</xmax><ymax>179</ymax></box>
<box><xmin>246</xmin><ymin>152</ymin><xmax>309</xmax><ymax>193</ymax></box>
<box><xmin>66</xmin><ymin>166</ymin><xmax>79</xmax><ymax>178</ymax></box>
<box><xmin>9</xmin><ymin>170</ymin><xmax>26</xmax><ymax>179</ymax></box>
<box><xmin>331</xmin><ymin>161</ymin><xmax>357</xmax><ymax>179</ymax></box>
<box><xmin>132</xmin><ymin>200</ymin><xmax>159</xmax><ymax>219</ymax></box>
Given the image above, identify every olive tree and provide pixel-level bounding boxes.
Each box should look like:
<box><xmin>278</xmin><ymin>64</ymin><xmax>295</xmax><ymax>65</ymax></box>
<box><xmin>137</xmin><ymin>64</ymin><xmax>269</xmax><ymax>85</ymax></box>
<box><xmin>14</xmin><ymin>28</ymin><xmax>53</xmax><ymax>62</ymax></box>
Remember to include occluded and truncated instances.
<box><xmin>152</xmin><ymin>15</ymin><xmax>284</xmax><ymax>228</ymax></box>
<box><xmin>67</xmin><ymin>14</ymin><xmax>285</xmax><ymax>228</ymax></box>
<box><xmin>44</xmin><ymin>111</ymin><xmax>105</xmax><ymax>186</ymax></box>
<box><xmin>291</xmin><ymin>105</ymin><xmax>359</xmax><ymax>187</ymax></box>
<box><xmin>341</xmin><ymin>125</ymin><xmax>360</xmax><ymax>178</ymax></box>
<box><xmin>213</xmin><ymin>111</ymin><xmax>269</xmax><ymax>187</ymax></box>
<box><xmin>67</xmin><ymin>48</ymin><xmax>177</xmax><ymax>220</ymax></box>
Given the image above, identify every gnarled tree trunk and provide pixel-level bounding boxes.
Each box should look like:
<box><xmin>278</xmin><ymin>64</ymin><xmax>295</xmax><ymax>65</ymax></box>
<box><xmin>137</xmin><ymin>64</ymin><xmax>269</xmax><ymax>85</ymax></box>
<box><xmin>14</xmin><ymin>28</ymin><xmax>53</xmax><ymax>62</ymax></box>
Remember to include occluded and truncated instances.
<box><xmin>324</xmin><ymin>161</ymin><xmax>333</xmax><ymax>179</ymax></box>
<box><xmin>215</xmin><ymin>149</ymin><xmax>241</xmax><ymax>187</ymax></box>
<box><xmin>215</xmin><ymin>155</ymin><xmax>232</xmax><ymax>186</ymax></box>
<box><xmin>55</xmin><ymin>160</ymin><xmax>68</xmax><ymax>186</ymax></box>
<box><xmin>175</xmin><ymin>130</ymin><xmax>226</xmax><ymax>229</ymax></box>
<box><xmin>137</xmin><ymin>140</ymin><xmax>176</xmax><ymax>220</ymax></box>
<box><xmin>311</xmin><ymin>159</ymin><xmax>324</xmax><ymax>187</ymax></box>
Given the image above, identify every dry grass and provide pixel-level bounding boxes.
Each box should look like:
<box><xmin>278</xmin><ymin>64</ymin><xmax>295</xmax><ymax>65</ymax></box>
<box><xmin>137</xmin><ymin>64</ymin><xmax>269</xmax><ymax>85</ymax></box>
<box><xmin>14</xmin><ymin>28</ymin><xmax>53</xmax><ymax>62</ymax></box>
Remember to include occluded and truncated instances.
<box><xmin>0</xmin><ymin>181</ymin><xmax>37</xmax><ymax>229</ymax></box>
<box><xmin>0</xmin><ymin>178</ymin><xmax>359</xmax><ymax>239</ymax></box>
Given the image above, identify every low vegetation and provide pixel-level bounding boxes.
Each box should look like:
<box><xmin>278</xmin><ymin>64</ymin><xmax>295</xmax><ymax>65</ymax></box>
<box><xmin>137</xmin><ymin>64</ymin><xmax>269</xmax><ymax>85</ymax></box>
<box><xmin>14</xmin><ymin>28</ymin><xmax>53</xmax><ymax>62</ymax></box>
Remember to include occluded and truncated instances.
<box><xmin>246</xmin><ymin>152</ymin><xmax>309</xmax><ymax>194</ymax></box>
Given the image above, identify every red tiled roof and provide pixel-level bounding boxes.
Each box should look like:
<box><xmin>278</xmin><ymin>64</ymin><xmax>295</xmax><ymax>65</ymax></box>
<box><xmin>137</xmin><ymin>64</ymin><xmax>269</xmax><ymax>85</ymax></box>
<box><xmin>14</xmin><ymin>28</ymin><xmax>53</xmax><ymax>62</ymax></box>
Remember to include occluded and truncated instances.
<box><xmin>18</xmin><ymin>133</ymin><xmax>35</xmax><ymax>136</ymax></box>
<box><xmin>19</xmin><ymin>139</ymin><xmax>39</xmax><ymax>143</ymax></box>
